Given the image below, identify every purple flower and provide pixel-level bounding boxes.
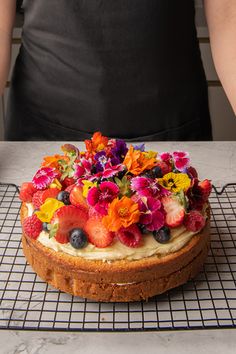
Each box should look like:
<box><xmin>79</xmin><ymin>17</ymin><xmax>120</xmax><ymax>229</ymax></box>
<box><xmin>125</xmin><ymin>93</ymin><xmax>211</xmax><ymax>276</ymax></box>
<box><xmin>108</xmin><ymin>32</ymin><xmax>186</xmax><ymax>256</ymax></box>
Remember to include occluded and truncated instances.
<box><xmin>94</xmin><ymin>151</ymin><xmax>108</xmax><ymax>172</ymax></box>
<box><xmin>111</xmin><ymin>140</ymin><xmax>128</xmax><ymax>163</ymax></box>
<box><xmin>138</xmin><ymin>197</ymin><xmax>165</xmax><ymax>232</ymax></box>
<box><xmin>133</xmin><ymin>143</ymin><xmax>145</xmax><ymax>152</ymax></box>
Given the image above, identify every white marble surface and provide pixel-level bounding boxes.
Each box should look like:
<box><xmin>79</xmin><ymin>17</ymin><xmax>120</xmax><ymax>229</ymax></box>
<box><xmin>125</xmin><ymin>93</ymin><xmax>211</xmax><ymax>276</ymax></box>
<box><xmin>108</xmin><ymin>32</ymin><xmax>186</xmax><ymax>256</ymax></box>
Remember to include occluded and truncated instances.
<box><xmin>1</xmin><ymin>141</ymin><xmax>236</xmax><ymax>354</ymax></box>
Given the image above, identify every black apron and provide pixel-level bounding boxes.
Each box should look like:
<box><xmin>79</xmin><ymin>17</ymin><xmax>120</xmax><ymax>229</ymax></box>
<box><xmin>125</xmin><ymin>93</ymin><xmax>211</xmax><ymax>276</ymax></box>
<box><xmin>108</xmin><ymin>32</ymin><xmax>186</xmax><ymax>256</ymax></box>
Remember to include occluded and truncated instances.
<box><xmin>5</xmin><ymin>0</ymin><xmax>212</xmax><ymax>141</ymax></box>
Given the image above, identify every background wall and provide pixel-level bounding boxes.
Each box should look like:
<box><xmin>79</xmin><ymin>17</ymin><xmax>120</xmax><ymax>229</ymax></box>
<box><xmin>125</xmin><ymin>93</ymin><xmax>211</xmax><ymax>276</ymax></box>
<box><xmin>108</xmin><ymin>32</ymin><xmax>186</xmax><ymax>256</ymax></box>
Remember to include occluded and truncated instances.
<box><xmin>0</xmin><ymin>1</ymin><xmax>235</xmax><ymax>140</ymax></box>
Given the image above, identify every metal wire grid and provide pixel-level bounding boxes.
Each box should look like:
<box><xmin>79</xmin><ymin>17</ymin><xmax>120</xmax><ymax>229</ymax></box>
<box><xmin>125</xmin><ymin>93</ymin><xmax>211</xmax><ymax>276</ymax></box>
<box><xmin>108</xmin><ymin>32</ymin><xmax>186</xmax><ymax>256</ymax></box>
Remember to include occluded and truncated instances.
<box><xmin>0</xmin><ymin>183</ymin><xmax>236</xmax><ymax>332</ymax></box>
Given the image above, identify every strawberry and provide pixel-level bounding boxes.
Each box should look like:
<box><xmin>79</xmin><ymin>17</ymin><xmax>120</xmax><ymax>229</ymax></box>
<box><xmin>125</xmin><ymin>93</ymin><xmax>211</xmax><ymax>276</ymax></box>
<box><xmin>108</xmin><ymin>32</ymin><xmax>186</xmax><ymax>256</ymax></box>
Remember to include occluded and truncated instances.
<box><xmin>23</xmin><ymin>214</ymin><xmax>43</xmax><ymax>239</ymax></box>
<box><xmin>32</xmin><ymin>191</ymin><xmax>44</xmax><ymax>209</ymax></box>
<box><xmin>61</xmin><ymin>177</ymin><xmax>76</xmax><ymax>189</ymax></box>
<box><xmin>84</xmin><ymin>218</ymin><xmax>114</xmax><ymax>248</ymax></box>
<box><xmin>70</xmin><ymin>185</ymin><xmax>88</xmax><ymax>210</ymax></box>
<box><xmin>184</xmin><ymin>210</ymin><xmax>205</xmax><ymax>232</ymax></box>
<box><xmin>32</xmin><ymin>188</ymin><xmax>60</xmax><ymax>209</ymax></box>
<box><xmin>65</xmin><ymin>183</ymin><xmax>76</xmax><ymax>193</ymax></box>
<box><xmin>51</xmin><ymin>205</ymin><xmax>88</xmax><ymax>244</ymax></box>
<box><xmin>116</xmin><ymin>225</ymin><xmax>142</xmax><ymax>248</ymax></box>
<box><xmin>19</xmin><ymin>182</ymin><xmax>37</xmax><ymax>202</ymax></box>
<box><xmin>162</xmin><ymin>196</ymin><xmax>185</xmax><ymax>228</ymax></box>
<box><xmin>88</xmin><ymin>207</ymin><xmax>102</xmax><ymax>219</ymax></box>
<box><xmin>198</xmin><ymin>179</ymin><xmax>212</xmax><ymax>201</ymax></box>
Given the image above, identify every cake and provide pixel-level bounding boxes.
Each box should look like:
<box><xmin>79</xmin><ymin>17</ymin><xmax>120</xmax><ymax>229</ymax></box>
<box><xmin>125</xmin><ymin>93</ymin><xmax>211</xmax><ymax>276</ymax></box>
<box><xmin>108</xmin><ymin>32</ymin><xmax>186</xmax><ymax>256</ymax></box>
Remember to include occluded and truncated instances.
<box><xmin>19</xmin><ymin>132</ymin><xmax>212</xmax><ymax>302</ymax></box>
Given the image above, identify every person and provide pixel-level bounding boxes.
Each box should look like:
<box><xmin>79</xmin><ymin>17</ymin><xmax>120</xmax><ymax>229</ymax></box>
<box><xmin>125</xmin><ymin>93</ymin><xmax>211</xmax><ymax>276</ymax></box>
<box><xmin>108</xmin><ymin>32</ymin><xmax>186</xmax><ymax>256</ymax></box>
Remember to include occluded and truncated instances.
<box><xmin>0</xmin><ymin>1</ymin><xmax>236</xmax><ymax>141</ymax></box>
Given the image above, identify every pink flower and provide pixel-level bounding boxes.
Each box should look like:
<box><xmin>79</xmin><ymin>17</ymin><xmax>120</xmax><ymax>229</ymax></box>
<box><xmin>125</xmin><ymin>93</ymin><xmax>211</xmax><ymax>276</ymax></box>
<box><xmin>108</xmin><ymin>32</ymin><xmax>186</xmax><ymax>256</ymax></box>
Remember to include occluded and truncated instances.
<box><xmin>74</xmin><ymin>158</ymin><xmax>93</xmax><ymax>179</ymax></box>
<box><xmin>32</xmin><ymin>167</ymin><xmax>58</xmax><ymax>190</ymax></box>
<box><xmin>87</xmin><ymin>181</ymin><xmax>119</xmax><ymax>215</ymax></box>
<box><xmin>160</xmin><ymin>152</ymin><xmax>172</xmax><ymax>163</ymax></box>
<box><xmin>101</xmin><ymin>162</ymin><xmax>124</xmax><ymax>179</ymax></box>
<box><xmin>173</xmin><ymin>151</ymin><xmax>190</xmax><ymax>171</ymax></box>
<box><xmin>131</xmin><ymin>177</ymin><xmax>170</xmax><ymax>198</ymax></box>
<box><xmin>138</xmin><ymin>197</ymin><xmax>165</xmax><ymax>232</ymax></box>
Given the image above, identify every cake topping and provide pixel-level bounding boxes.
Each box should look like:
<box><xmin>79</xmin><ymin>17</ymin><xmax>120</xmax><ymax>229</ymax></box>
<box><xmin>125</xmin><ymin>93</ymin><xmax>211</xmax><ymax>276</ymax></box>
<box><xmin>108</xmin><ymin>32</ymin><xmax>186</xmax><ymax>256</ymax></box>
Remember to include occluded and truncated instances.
<box><xmin>19</xmin><ymin>131</ymin><xmax>212</xmax><ymax>250</ymax></box>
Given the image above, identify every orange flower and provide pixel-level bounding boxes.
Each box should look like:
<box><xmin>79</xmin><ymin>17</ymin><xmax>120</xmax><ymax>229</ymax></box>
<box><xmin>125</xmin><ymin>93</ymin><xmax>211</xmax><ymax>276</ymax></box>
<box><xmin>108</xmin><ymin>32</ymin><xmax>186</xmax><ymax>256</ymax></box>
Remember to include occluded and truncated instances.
<box><xmin>102</xmin><ymin>196</ymin><xmax>140</xmax><ymax>232</ymax></box>
<box><xmin>85</xmin><ymin>132</ymin><xmax>109</xmax><ymax>154</ymax></box>
<box><xmin>41</xmin><ymin>154</ymin><xmax>69</xmax><ymax>170</ymax></box>
<box><xmin>123</xmin><ymin>145</ymin><xmax>157</xmax><ymax>175</ymax></box>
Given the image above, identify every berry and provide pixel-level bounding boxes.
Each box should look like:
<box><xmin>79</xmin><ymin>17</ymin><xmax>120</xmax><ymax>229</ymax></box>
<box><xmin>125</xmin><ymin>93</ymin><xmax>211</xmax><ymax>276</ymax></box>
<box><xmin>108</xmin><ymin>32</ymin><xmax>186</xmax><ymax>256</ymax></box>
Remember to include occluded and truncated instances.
<box><xmin>162</xmin><ymin>196</ymin><xmax>185</xmax><ymax>228</ymax></box>
<box><xmin>43</xmin><ymin>222</ymin><xmax>49</xmax><ymax>232</ymax></box>
<box><xmin>84</xmin><ymin>218</ymin><xmax>114</xmax><ymax>248</ymax></box>
<box><xmin>57</xmin><ymin>191</ymin><xmax>70</xmax><ymax>205</ymax></box>
<box><xmin>61</xmin><ymin>177</ymin><xmax>76</xmax><ymax>189</ymax></box>
<box><xmin>32</xmin><ymin>188</ymin><xmax>60</xmax><ymax>209</ymax></box>
<box><xmin>32</xmin><ymin>191</ymin><xmax>44</xmax><ymax>209</ymax></box>
<box><xmin>65</xmin><ymin>184</ymin><xmax>76</xmax><ymax>193</ymax></box>
<box><xmin>153</xmin><ymin>226</ymin><xmax>171</xmax><ymax>244</ymax></box>
<box><xmin>184</xmin><ymin>210</ymin><xmax>205</xmax><ymax>232</ymax></box>
<box><xmin>70</xmin><ymin>185</ymin><xmax>88</xmax><ymax>210</ymax></box>
<box><xmin>138</xmin><ymin>224</ymin><xmax>149</xmax><ymax>234</ymax></box>
<box><xmin>199</xmin><ymin>179</ymin><xmax>212</xmax><ymax>201</ymax></box>
<box><xmin>69</xmin><ymin>228</ymin><xmax>88</xmax><ymax>249</ymax></box>
<box><xmin>23</xmin><ymin>214</ymin><xmax>43</xmax><ymax>239</ymax></box>
<box><xmin>51</xmin><ymin>205</ymin><xmax>89</xmax><ymax>244</ymax></box>
<box><xmin>116</xmin><ymin>225</ymin><xmax>142</xmax><ymax>248</ymax></box>
<box><xmin>19</xmin><ymin>182</ymin><xmax>37</xmax><ymax>203</ymax></box>
<box><xmin>88</xmin><ymin>207</ymin><xmax>102</xmax><ymax>219</ymax></box>
<box><xmin>152</xmin><ymin>166</ymin><xmax>163</xmax><ymax>178</ymax></box>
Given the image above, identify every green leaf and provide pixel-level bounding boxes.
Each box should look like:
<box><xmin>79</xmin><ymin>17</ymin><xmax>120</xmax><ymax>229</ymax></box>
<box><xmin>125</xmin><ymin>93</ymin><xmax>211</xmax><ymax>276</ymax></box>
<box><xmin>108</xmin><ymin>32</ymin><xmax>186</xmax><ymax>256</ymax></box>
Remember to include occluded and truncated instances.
<box><xmin>49</xmin><ymin>223</ymin><xmax>59</xmax><ymax>239</ymax></box>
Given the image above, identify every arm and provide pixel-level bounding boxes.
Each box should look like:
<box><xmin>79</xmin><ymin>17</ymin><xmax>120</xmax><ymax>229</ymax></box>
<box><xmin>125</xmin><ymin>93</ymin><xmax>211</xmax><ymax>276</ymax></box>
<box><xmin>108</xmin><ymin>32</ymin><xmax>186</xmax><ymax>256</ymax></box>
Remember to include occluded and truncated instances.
<box><xmin>0</xmin><ymin>0</ymin><xmax>16</xmax><ymax>96</ymax></box>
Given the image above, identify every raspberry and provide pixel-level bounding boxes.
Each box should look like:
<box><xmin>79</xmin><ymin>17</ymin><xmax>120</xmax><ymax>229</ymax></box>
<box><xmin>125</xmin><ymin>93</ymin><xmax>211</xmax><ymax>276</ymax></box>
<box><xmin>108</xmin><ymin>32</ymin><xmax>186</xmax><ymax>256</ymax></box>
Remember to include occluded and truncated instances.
<box><xmin>19</xmin><ymin>182</ymin><xmax>37</xmax><ymax>203</ymax></box>
<box><xmin>23</xmin><ymin>214</ymin><xmax>43</xmax><ymax>239</ymax></box>
<box><xmin>116</xmin><ymin>225</ymin><xmax>142</xmax><ymax>248</ymax></box>
<box><xmin>32</xmin><ymin>191</ymin><xmax>44</xmax><ymax>209</ymax></box>
<box><xmin>32</xmin><ymin>188</ymin><xmax>60</xmax><ymax>209</ymax></box>
<box><xmin>184</xmin><ymin>210</ymin><xmax>205</xmax><ymax>232</ymax></box>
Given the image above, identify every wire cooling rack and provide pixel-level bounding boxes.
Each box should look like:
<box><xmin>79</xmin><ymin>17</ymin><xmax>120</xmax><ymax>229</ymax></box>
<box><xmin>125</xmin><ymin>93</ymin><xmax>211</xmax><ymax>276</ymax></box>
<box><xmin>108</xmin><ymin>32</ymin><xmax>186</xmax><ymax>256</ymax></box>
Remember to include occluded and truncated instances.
<box><xmin>0</xmin><ymin>183</ymin><xmax>236</xmax><ymax>332</ymax></box>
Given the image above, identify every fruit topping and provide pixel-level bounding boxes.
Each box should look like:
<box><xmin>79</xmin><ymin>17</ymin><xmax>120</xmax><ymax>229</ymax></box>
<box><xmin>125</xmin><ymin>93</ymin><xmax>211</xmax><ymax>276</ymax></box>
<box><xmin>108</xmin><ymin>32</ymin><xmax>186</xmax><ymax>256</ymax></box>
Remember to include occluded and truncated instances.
<box><xmin>19</xmin><ymin>182</ymin><xmax>37</xmax><ymax>203</ymax></box>
<box><xmin>153</xmin><ymin>226</ymin><xmax>171</xmax><ymax>244</ymax></box>
<box><xmin>116</xmin><ymin>224</ymin><xmax>142</xmax><ymax>248</ymax></box>
<box><xmin>23</xmin><ymin>214</ymin><xmax>42</xmax><ymax>239</ymax></box>
<box><xmin>162</xmin><ymin>196</ymin><xmax>185</xmax><ymax>228</ymax></box>
<box><xmin>69</xmin><ymin>228</ymin><xmax>88</xmax><ymax>249</ymax></box>
<box><xmin>84</xmin><ymin>218</ymin><xmax>114</xmax><ymax>248</ymax></box>
<box><xmin>57</xmin><ymin>191</ymin><xmax>70</xmax><ymax>205</ymax></box>
<box><xmin>32</xmin><ymin>188</ymin><xmax>60</xmax><ymax>209</ymax></box>
<box><xmin>70</xmin><ymin>185</ymin><xmax>88</xmax><ymax>210</ymax></box>
<box><xmin>184</xmin><ymin>210</ymin><xmax>205</xmax><ymax>232</ymax></box>
<box><xmin>50</xmin><ymin>205</ymin><xmax>88</xmax><ymax>244</ymax></box>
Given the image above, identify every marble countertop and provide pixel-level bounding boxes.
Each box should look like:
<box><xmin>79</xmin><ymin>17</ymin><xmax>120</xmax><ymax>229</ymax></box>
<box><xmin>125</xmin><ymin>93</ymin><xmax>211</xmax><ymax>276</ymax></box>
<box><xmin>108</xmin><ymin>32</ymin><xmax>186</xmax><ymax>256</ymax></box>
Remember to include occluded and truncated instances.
<box><xmin>1</xmin><ymin>141</ymin><xmax>236</xmax><ymax>354</ymax></box>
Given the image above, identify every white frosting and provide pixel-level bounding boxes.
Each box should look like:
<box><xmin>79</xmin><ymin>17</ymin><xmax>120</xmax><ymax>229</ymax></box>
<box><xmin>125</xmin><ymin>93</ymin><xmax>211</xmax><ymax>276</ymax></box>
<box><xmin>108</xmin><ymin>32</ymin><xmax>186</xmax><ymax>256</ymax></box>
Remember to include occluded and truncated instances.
<box><xmin>26</xmin><ymin>203</ymin><xmax>202</xmax><ymax>262</ymax></box>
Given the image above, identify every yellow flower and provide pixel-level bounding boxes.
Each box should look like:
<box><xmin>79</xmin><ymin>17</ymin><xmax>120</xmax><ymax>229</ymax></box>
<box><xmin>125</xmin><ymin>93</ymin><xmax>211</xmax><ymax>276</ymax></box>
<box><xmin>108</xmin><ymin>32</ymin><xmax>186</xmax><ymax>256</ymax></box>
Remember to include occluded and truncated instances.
<box><xmin>158</xmin><ymin>172</ymin><xmax>191</xmax><ymax>193</ymax></box>
<box><xmin>35</xmin><ymin>198</ymin><xmax>64</xmax><ymax>223</ymax></box>
<box><xmin>82</xmin><ymin>180</ymin><xmax>97</xmax><ymax>198</ymax></box>
<box><xmin>49</xmin><ymin>178</ymin><xmax>62</xmax><ymax>190</ymax></box>
<box><xmin>143</xmin><ymin>151</ymin><xmax>157</xmax><ymax>159</ymax></box>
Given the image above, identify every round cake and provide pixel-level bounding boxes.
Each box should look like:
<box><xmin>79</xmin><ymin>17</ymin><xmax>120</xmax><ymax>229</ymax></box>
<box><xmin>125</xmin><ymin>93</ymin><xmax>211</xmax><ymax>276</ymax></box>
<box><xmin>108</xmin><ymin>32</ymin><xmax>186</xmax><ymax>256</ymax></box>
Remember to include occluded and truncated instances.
<box><xmin>19</xmin><ymin>132</ymin><xmax>212</xmax><ymax>302</ymax></box>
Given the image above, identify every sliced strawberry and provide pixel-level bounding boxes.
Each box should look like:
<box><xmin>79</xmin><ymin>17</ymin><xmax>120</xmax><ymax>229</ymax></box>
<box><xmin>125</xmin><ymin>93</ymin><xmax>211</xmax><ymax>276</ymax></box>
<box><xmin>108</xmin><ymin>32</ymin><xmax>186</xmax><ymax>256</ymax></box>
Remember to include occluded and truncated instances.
<box><xmin>23</xmin><ymin>214</ymin><xmax>42</xmax><ymax>239</ymax></box>
<box><xmin>162</xmin><ymin>196</ymin><xmax>185</xmax><ymax>228</ymax></box>
<box><xmin>199</xmin><ymin>179</ymin><xmax>212</xmax><ymax>201</ymax></box>
<box><xmin>19</xmin><ymin>182</ymin><xmax>38</xmax><ymax>203</ymax></box>
<box><xmin>51</xmin><ymin>205</ymin><xmax>88</xmax><ymax>244</ymax></box>
<box><xmin>70</xmin><ymin>185</ymin><xmax>88</xmax><ymax>210</ymax></box>
<box><xmin>41</xmin><ymin>188</ymin><xmax>60</xmax><ymax>203</ymax></box>
<box><xmin>32</xmin><ymin>191</ymin><xmax>44</xmax><ymax>209</ymax></box>
<box><xmin>88</xmin><ymin>207</ymin><xmax>102</xmax><ymax>220</ymax></box>
<box><xmin>116</xmin><ymin>225</ymin><xmax>142</xmax><ymax>248</ymax></box>
<box><xmin>65</xmin><ymin>183</ymin><xmax>76</xmax><ymax>193</ymax></box>
<box><xmin>84</xmin><ymin>218</ymin><xmax>114</xmax><ymax>248</ymax></box>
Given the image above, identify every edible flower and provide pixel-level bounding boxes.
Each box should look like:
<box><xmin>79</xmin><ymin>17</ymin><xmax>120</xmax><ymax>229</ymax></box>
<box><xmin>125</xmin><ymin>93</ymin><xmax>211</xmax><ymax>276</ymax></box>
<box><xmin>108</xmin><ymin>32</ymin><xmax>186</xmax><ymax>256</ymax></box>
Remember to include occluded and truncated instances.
<box><xmin>87</xmin><ymin>181</ymin><xmax>119</xmax><ymax>215</ymax></box>
<box><xmin>35</xmin><ymin>198</ymin><xmax>64</xmax><ymax>223</ymax></box>
<box><xmin>131</xmin><ymin>176</ymin><xmax>164</xmax><ymax>198</ymax></box>
<box><xmin>102</xmin><ymin>196</ymin><xmax>140</xmax><ymax>231</ymax></box>
<box><xmin>32</xmin><ymin>167</ymin><xmax>58</xmax><ymax>190</ymax></box>
<box><xmin>85</xmin><ymin>131</ymin><xmax>109</xmax><ymax>154</ymax></box>
<box><xmin>82</xmin><ymin>180</ymin><xmax>97</xmax><ymax>198</ymax></box>
<box><xmin>158</xmin><ymin>172</ymin><xmax>191</xmax><ymax>193</ymax></box>
<box><xmin>41</xmin><ymin>154</ymin><xmax>69</xmax><ymax>170</ymax></box>
<box><xmin>110</xmin><ymin>139</ymin><xmax>128</xmax><ymax>163</ymax></box>
<box><xmin>123</xmin><ymin>145</ymin><xmax>157</xmax><ymax>176</ymax></box>
<box><xmin>172</xmin><ymin>151</ymin><xmax>190</xmax><ymax>172</ymax></box>
<box><xmin>138</xmin><ymin>197</ymin><xmax>165</xmax><ymax>232</ymax></box>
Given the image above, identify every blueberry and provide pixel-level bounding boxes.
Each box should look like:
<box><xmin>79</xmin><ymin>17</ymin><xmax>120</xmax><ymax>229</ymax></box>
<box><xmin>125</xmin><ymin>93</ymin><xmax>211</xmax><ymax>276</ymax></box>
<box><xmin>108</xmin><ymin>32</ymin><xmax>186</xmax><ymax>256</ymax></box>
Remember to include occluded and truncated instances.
<box><xmin>57</xmin><ymin>191</ymin><xmax>70</xmax><ymax>205</ymax></box>
<box><xmin>143</xmin><ymin>172</ymin><xmax>153</xmax><ymax>179</ymax></box>
<box><xmin>138</xmin><ymin>224</ymin><xmax>149</xmax><ymax>234</ymax></box>
<box><xmin>43</xmin><ymin>222</ymin><xmax>49</xmax><ymax>232</ymax></box>
<box><xmin>153</xmin><ymin>226</ymin><xmax>171</xmax><ymax>244</ymax></box>
<box><xmin>152</xmin><ymin>166</ymin><xmax>163</xmax><ymax>178</ymax></box>
<box><xmin>69</xmin><ymin>228</ymin><xmax>88</xmax><ymax>249</ymax></box>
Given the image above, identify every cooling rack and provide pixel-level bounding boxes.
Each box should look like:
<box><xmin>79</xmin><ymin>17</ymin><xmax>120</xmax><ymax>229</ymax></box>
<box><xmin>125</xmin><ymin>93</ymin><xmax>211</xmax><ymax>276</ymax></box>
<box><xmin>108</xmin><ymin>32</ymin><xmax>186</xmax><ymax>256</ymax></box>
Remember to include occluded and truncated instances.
<box><xmin>0</xmin><ymin>183</ymin><xmax>236</xmax><ymax>332</ymax></box>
